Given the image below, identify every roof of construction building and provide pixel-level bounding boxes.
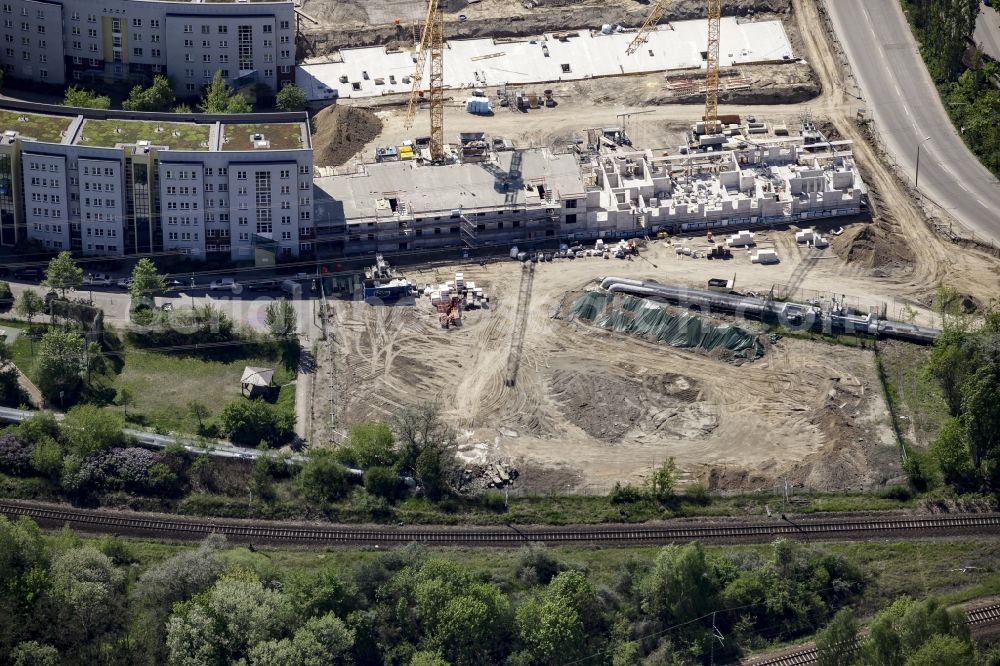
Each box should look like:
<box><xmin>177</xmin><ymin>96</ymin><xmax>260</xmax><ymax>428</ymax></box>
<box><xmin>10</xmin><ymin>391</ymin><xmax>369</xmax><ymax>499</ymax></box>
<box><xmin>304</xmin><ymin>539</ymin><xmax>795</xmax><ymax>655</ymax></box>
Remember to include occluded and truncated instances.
<box><xmin>314</xmin><ymin>149</ymin><xmax>587</xmax><ymax>223</ymax></box>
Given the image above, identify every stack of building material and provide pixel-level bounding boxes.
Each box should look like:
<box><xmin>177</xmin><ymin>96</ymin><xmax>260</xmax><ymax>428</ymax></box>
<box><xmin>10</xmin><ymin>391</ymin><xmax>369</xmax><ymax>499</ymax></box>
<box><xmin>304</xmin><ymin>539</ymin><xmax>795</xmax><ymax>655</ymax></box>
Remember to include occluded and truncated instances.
<box><xmin>813</xmin><ymin>235</ymin><xmax>829</xmax><ymax>249</ymax></box>
<box><xmin>751</xmin><ymin>249</ymin><xmax>779</xmax><ymax>264</ymax></box>
<box><xmin>795</xmin><ymin>228</ymin><xmax>816</xmax><ymax>244</ymax></box>
<box><xmin>455</xmin><ymin>272</ymin><xmax>466</xmax><ymax>292</ymax></box>
<box><xmin>727</xmin><ymin>230</ymin><xmax>755</xmax><ymax>247</ymax></box>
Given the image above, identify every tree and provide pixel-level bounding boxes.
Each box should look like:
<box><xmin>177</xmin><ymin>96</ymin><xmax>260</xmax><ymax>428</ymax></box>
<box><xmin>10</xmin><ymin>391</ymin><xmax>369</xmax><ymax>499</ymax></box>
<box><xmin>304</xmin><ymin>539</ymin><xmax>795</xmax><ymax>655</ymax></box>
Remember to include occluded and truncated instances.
<box><xmin>929</xmin><ymin>418</ymin><xmax>974</xmax><ymax>490</ymax></box>
<box><xmin>364</xmin><ymin>465</ymin><xmax>400</xmax><ymax>501</ymax></box>
<box><xmin>410</xmin><ymin>652</ymin><xmax>449</xmax><ymax>666</ymax></box>
<box><xmin>173</xmin><ymin>103</ymin><xmax>192</xmax><ymax>114</ymax></box>
<box><xmin>60</xmin><ymin>404</ymin><xmax>127</xmax><ymax>457</ymax></box>
<box><xmin>188</xmin><ymin>400</ymin><xmax>210</xmax><ymax>431</ymax></box>
<box><xmin>249</xmin><ymin>613</ymin><xmax>355</xmax><ymax>666</ymax></box>
<box><xmin>122</xmin><ymin>75</ymin><xmax>176</xmax><ymax>112</ymax></box>
<box><xmin>393</xmin><ymin>402</ymin><xmax>457</xmax><ymax>476</ymax></box>
<box><xmin>275</xmin><ymin>84</ymin><xmax>308</xmax><ymax>112</ymax></box>
<box><xmin>264</xmin><ymin>299</ymin><xmax>297</xmax><ymax>339</ymax></box>
<box><xmin>43</xmin><ymin>251</ymin><xmax>83</xmax><ymax>298</ymax></box>
<box><xmin>115</xmin><ymin>386</ymin><xmax>135</xmax><ymax>419</ymax></box>
<box><xmin>166</xmin><ymin>572</ymin><xmax>291</xmax><ymax>665</ymax></box>
<box><xmin>199</xmin><ymin>71</ymin><xmax>252</xmax><ymax>113</ymax></box>
<box><xmin>34</xmin><ymin>331</ymin><xmax>85</xmax><ymax>403</ymax></box>
<box><xmin>48</xmin><ymin>546</ymin><xmax>126</xmax><ymax>647</ymax></box>
<box><xmin>219</xmin><ymin>398</ymin><xmax>295</xmax><ymax>447</ymax></box>
<box><xmin>63</xmin><ymin>86</ymin><xmax>110</xmax><ymax>109</ymax></box>
<box><xmin>129</xmin><ymin>258</ymin><xmax>166</xmax><ymax>303</ymax></box>
<box><xmin>137</xmin><ymin>534</ymin><xmax>225</xmax><ymax>611</ymax></box>
<box><xmin>815</xmin><ymin>608</ymin><xmax>858</xmax><ymax>666</ymax></box>
<box><xmin>298</xmin><ymin>451</ymin><xmax>350</xmax><ymax>502</ymax></box>
<box><xmin>0</xmin><ymin>340</ymin><xmax>25</xmax><ymax>407</ymax></box>
<box><xmin>11</xmin><ymin>641</ymin><xmax>60</xmax><ymax>666</ymax></box>
<box><xmin>0</xmin><ymin>280</ymin><xmax>13</xmax><ymax>311</ymax></box>
<box><xmin>959</xmin><ymin>364</ymin><xmax>1000</xmax><ymax>482</ymax></box>
<box><xmin>415</xmin><ymin>445</ymin><xmax>445</xmax><ymax>501</ymax></box>
<box><xmin>516</xmin><ymin>596</ymin><xmax>586</xmax><ymax>664</ymax></box>
<box><xmin>16</xmin><ymin>289</ymin><xmax>44</xmax><ymax>326</ymax></box>
<box><xmin>337</xmin><ymin>421</ymin><xmax>397</xmax><ymax>468</ymax></box>
<box><xmin>904</xmin><ymin>634</ymin><xmax>974</xmax><ymax>666</ymax></box>
<box><xmin>646</xmin><ymin>457</ymin><xmax>677</xmax><ymax>502</ymax></box>
<box><xmin>30</xmin><ymin>436</ymin><xmax>64</xmax><ymax>479</ymax></box>
<box><xmin>641</xmin><ymin>543</ymin><xmax>718</xmax><ymax>623</ymax></box>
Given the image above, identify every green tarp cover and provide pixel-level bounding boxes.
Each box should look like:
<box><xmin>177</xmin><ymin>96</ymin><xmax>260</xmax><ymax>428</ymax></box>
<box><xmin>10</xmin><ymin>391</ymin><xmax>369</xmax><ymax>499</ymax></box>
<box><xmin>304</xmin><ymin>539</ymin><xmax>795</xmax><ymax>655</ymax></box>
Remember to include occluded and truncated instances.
<box><xmin>577</xmin><ymin>294</ymin><xmax>763</xmax><ymax>357</ymax></box>
<box><xmin>568</xmin><ymin>291</ymin><xmax>614</xmax><ymax>321</ymax></box>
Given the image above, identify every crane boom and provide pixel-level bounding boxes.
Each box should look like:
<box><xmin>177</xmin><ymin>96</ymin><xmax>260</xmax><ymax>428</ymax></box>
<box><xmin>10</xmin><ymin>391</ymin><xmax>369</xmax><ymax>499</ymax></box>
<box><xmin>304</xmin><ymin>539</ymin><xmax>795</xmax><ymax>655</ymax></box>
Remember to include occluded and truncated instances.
<box><xmin>404</xmin><ymin>0</ymin><xmax>445</xmax><ymax>161</ymax></box>
<box><xmin>704</xmin><ymin>0</ymin><xmax>722</xmax><ymax>130</ymax></box>
<box><xmin>625</xmin><ymin>0</ymin><xmax>670</xmax><ymax>56</ymax></box>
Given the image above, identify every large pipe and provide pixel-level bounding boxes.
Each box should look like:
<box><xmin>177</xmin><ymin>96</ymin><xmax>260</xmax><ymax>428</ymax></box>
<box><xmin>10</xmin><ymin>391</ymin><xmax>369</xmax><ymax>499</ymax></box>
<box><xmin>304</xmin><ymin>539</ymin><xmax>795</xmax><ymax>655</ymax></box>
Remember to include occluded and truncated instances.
<box><xmin>598</xmin><ymin>277</ymin><xmax>940</xmax><ymax>344</ymax></box>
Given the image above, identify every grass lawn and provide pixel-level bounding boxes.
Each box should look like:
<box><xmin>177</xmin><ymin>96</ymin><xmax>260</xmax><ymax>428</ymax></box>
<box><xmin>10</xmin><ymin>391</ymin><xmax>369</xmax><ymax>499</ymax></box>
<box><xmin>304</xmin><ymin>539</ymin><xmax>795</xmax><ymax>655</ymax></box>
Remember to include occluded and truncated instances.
<box><xmin>77</xmin><ymin>120</ymin><xmax>210</xmax><ymax>151</ymax></box>
<box><xmin>222</xmin><ymin>123</ymin><xmax>303</xmax><ymax>151</ymax></box>
<box><xmin>0</xmin><ymin>319</ymin><xmax>50</xmax><ymax>385</ymax></box>
<box><xmin>877</xmin><ymin>341</ymin><xmax>950</xmax><ymax>449</ymax></box>
<box><xmin>113</xmin><ymin>346</ymin><xmax>295</xmax><ymax>435</ymax></box>
<box><xmin>0</xmin><ymin>110</ymin><xmax>73</xmax><ymax>143</ymax></box>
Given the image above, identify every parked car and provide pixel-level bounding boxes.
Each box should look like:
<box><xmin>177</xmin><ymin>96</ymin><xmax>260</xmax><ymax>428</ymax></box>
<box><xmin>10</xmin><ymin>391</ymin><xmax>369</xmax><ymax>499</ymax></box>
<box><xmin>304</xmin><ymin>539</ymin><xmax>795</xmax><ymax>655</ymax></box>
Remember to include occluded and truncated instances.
<box><xmin>117</xmin><ymin>277</ymin><xmax>133</xmax><ymax>289</ymax></box>
<box><xmin>209</xmin><ymin>278</ymin><xmax>242</xmax><ymax>293</ymax></box>
<box><xmin>163</xmin><ymin>279</ymin><xmax>185</xmax><ymax>292</ymax></box>
<box><xmin>12</xmin><ymin>267</ymin><xmax>42</xmax><ymax>281</ymax></box>
<box><xmin>83</xmin><ymin>273</ymin><xmax>113</xmax><ymax>286</ymax></box>
<box><xmin>246</xmin><ymin>279</ymin><xmax>279</xmax><ymax>292</ymax></box>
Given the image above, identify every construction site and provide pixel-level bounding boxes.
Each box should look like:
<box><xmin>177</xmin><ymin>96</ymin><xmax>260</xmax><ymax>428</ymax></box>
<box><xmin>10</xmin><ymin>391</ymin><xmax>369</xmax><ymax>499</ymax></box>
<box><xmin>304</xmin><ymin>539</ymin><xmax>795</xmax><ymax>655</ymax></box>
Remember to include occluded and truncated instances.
<box><xmin>301</xmin><ymin>0</ymin><xmax>1000</xmax><ymax>496</ymax></box>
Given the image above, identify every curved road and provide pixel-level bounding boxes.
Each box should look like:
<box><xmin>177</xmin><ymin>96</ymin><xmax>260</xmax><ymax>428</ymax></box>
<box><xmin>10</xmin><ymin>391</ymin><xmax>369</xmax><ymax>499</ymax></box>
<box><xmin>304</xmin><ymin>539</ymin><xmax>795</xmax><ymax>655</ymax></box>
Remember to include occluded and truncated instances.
<box><xmin>826</xmin><ymin>0</ymin><xmax>1000</xmax><ymax>243</ymax></box>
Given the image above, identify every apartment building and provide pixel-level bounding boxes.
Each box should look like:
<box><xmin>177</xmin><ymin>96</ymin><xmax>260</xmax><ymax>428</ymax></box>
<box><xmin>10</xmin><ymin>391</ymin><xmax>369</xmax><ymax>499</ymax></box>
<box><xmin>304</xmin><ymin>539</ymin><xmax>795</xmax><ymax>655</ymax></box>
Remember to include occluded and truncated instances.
<box><xmin>582</xmin><ymin>138</ymin><xmax>865</xmax><ymax>233</ymax></box>
<box><xmin>312</xmin><ymin>149</ymin><xmax>591</xmax><ymax>256</ymax></box>
<box><xmin>0</xmin><ymin>0</ymin><xmax>295</xmax><ymax>95</ymax></box>
<box><xmin>0</xmin><ymin>104</ymin><xmax>313</xmax><ymax>262</ymax></box>
<box><xmin>311</xmin><ymin>135</ymin><xmax>867</xmax><ymax>256</ymax></box>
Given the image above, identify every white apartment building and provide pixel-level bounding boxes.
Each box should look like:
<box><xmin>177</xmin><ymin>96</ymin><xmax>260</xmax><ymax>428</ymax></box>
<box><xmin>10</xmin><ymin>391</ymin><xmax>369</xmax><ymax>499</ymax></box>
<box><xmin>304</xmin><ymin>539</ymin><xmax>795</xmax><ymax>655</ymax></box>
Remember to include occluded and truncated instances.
<box><xmin>0</xmin><ymin>0</ymin><xmax>296</xmax><ymax>95</ymax></box>
<box><xmin>311</xmin><ymin>136</ymin><xmax>867</xmax><ymax>256</ymax></box>
<box><xmin>0</xmin><ymin>104</ymin><xmax>313</xmax><ymax>261</ymax></box>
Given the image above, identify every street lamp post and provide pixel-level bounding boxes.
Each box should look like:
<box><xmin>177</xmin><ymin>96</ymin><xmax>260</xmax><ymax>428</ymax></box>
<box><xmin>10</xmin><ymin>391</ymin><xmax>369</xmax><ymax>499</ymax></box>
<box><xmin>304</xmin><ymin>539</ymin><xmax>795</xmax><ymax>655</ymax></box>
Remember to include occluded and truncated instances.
<box><xmin>915</xmin><ymin>136</ymin><xmax>931</xmax><ymax>190</ymax></box>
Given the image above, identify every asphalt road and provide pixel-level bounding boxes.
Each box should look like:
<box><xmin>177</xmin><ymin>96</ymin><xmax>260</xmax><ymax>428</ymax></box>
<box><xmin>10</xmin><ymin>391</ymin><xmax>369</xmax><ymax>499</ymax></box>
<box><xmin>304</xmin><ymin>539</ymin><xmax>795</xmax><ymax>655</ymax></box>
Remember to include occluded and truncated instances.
<box><xmin>826</xmin><ymin>0</ymin><xmax>1000</xmax><ymax>243</ymax></box>
<box><xmin>976</xmin><ymin>3</ymin><xmax>1000</xmax><ymax>62</ymax></box>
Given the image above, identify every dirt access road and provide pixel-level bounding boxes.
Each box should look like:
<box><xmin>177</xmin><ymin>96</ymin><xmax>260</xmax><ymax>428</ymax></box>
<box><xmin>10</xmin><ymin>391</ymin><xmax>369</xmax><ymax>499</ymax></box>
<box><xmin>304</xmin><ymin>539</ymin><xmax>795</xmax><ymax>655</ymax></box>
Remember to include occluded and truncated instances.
<box><xmin>323</xmin><ymin>235</ymin><xmax>910</xmax><ymax>495</ymax></box>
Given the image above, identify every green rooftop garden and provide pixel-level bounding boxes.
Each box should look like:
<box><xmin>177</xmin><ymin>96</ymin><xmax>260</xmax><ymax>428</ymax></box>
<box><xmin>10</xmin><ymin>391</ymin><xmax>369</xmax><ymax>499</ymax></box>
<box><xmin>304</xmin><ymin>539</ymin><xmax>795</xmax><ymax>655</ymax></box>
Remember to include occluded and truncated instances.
<box><xmin>222</xmin><ymin>123</ymin><xmax>303</xmax><ymax>151</ymax></box>
<box><xmin>0</xmin><ymin>110</ymin><xmax>73</xmax><ymax>144</ymax></box>
<box><xmin>76</xmin><ymin>120</ymin><xmax>211</xmax><ymax>151</ymax></box>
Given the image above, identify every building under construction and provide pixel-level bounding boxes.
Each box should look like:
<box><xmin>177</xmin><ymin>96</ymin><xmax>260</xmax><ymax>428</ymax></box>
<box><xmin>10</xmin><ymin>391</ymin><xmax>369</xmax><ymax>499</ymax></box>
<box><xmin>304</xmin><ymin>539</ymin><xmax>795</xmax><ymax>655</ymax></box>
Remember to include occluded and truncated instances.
<box><xmin>312</xmin><ymin>125</ymin><xmax>866</xmax><ymax>256</ymax></box>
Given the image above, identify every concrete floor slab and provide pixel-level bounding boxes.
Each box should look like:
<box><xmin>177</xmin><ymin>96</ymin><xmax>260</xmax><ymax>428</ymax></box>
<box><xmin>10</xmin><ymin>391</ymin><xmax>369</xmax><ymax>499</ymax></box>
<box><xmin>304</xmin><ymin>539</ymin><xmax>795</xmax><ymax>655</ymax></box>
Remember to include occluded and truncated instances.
<box><xmin>298</xmin><ymin>18</ymin><xmax>794</xmax><ymax>101</ymax></box>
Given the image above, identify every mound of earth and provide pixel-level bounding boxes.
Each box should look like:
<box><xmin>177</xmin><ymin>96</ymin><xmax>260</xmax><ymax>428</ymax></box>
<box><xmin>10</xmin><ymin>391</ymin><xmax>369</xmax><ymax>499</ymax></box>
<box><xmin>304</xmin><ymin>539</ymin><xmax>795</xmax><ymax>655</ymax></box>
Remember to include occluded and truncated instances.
<box><xmin>831</xmin><ymin>222</ymin><xmax>914</xmax><ymax>275</ymax></box>
<box><xmin>549</xmin><ymin>369</ymin><xmax>717</xmax><ymax>443</ymax></box>
<box><xmin>311</xmin><ymin>105</ymin><xmax>383</xmax><ymax>167</ymax></box>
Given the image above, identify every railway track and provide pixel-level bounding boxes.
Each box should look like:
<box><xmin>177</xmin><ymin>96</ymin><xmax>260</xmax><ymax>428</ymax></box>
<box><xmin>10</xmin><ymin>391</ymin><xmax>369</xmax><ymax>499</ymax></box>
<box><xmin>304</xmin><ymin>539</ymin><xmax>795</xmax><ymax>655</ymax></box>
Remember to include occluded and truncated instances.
<box><xmin>3</xmin><ymin>501</ymin><xmax>1000</xmax><ymax>548</ymax></box>
<box><xmin>742</xmin><ymin>602</ymin><xmax>1000</xmax><ymax>665</ymax></box>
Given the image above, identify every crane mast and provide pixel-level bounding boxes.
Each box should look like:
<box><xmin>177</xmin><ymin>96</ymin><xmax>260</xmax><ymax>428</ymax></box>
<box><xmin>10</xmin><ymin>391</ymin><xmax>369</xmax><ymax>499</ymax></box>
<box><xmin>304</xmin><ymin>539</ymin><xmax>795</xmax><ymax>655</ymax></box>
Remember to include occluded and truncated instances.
<box><xmin>404</xmin><ymin>0</ymin><xmax>445</xmax><ymax>162</ymax></box>
<box><xmin>704</xmin><ymin>0</ymin><xmax>722</xmax><ymax>131</ymax></box>
<box><xmin>625</xmin><ymin>0</ymin><xmax>723</xmax><ymax>133</ymax></box>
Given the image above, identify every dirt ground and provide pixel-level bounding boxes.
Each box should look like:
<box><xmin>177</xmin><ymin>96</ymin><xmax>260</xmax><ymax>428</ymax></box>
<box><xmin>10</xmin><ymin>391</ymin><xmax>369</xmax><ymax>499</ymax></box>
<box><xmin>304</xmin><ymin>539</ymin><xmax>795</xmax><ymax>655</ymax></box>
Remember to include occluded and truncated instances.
<box><xmin>320</xmin><ymin>238</ymin><xmax>919</xmax><ymax>495</ymax></box>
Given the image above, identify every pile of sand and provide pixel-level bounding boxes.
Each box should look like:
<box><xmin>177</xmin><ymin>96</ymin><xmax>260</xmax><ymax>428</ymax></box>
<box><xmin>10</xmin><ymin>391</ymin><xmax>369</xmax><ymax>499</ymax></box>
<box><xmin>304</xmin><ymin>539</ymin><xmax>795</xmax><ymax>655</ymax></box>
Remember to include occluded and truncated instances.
<box><xmin>311</xmin><ymin>105</ymin><xmax>383</xmax><ymax>167</ymax></box>
<box><xmin>831</xmin><ymin>222</ymin><xmax>914</xmax><ymax>276</ymax></box>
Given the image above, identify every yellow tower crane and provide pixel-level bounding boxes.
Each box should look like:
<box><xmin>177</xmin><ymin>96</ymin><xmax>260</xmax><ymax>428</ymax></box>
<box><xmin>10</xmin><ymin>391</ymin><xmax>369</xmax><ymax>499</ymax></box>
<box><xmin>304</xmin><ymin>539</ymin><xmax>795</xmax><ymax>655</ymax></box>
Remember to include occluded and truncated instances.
<box><xmin>626</xmin><ymin>0</ymin><xmax>723</xmax><ymax>132</ymax></box>
<box><xmin>404</xmin><ymin>0</ymin><xmax>445</xmax><ymax>162</ymax></box>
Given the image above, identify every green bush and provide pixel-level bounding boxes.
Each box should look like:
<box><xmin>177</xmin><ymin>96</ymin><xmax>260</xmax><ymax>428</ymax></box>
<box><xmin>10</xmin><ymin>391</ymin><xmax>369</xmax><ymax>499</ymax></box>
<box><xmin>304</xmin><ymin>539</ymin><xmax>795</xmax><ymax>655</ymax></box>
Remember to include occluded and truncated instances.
<box><xmin>363</xmin><ymin>466</ymin><xmax>400</xmax><ymax>501</ymax></box>
<box><xmin>220</xmin><ymin>398</ymin><xmax>295</xmax><ymax>448</ymax></box>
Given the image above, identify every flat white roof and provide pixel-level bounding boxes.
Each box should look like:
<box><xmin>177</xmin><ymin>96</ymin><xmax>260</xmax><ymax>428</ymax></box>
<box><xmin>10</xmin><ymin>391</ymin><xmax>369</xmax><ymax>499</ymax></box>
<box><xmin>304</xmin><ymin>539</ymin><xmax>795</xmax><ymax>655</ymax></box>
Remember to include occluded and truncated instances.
<box><xmin>297</xmin><ymin>18</ymin><xmax>794</xmax><ymax>101</ymax></box>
